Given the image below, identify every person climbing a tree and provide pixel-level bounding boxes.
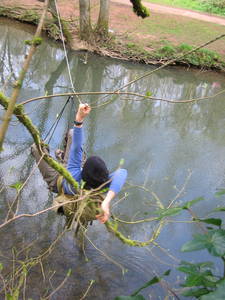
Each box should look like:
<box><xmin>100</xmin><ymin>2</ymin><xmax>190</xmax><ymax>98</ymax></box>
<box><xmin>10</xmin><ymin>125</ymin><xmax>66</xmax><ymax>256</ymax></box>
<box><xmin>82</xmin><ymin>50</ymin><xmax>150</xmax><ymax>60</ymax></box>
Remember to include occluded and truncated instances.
<box><xmin>31</xmin><ymin>103</ymin><xmax>127</xmax><ymax>224</ymax></box>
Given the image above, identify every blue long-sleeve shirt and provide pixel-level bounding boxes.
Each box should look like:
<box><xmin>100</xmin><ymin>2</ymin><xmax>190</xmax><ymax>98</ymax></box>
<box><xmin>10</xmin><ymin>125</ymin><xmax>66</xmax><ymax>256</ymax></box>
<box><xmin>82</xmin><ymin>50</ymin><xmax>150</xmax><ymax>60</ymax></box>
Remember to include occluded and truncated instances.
<box><xmin>62</xmin><ymin>127</ymin><xmax>127</xmax><ymax>195</ymax></box>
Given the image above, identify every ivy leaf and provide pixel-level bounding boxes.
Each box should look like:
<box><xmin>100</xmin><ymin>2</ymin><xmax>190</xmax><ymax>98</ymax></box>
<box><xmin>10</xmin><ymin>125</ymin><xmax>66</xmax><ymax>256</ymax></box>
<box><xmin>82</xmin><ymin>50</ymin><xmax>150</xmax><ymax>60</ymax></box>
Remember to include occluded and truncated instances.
<box><xmin>131</xmin><ymin>270</ymin><xmax>170</xmax><ymax>296</ymax></box>
<box><xmin>200</xmin><ymin>279</ymin><xmax>225</xmax><ymax>299</ymax></box>
<box><xmin>182</xmin><ymin>230</ymin><xmax>225</xmax><ymax>257</ymax></box>
<box><xmin>153</xmin><ymin>207</ymin><xmax>182</xmax><ymax>219</ymax></box>
<box><xmin>163</xmin><ymin>269</ymin><xmax>171</xmax><ymax>276</ymax></box>
<box><xmin>131</xmin><ymin>277</ymin><xmax>160</xmax><ymax>296</ymax></box>
<box><xmin>115</xmin><ymin>270</ymin><xmax>170</xmax><ymax>300</ymax></box>
<box><xmin>178</xmin><ymin>261</ymin><xmax>212</xmax><ymax>275</ymax></box>
<box><xmin>209</xmin><ymin>230</ymin><xmax>225</xmax><ymax>257</ymax></box>
<box><xmin>9</xmin><ymin>182</ymin><xmax>23</xmax><ymax>191</ymax></box>
<box><xmin>195</xmin><ymin>218</ymin><xmax>222</xmax><ymax>227</ymax></box>
<box><xmin>182</xmin><ymin>271</ymin><xmax>216</xmax><ymax>288</ymax></box>
<box><xmin>182</xmin><ymin>288</ymin><xmax>210</xmax><ymax>297</ymax></box>
<box><xmin>0</xmin><ymin>263</ymin><xmax>3</xmax><ymax>271</ymax></box>
<box><xmin>178</xmin><ymin>261</ymin><xmax>217</xmax><ymax>290</ymax></box>
<box><xmin>181</xmin><ymin>233</ymin><xmax>211</xmax><ymax>252</ymax></box>
<box><xmin>215</xmin><ymin>189</ymin><xmax>225</xmax><ymax>197</ymax></box>
<box><xmin>182</xmin><ymin>197</ymin><xmax>204</xmax><ymax>209</ymax></box>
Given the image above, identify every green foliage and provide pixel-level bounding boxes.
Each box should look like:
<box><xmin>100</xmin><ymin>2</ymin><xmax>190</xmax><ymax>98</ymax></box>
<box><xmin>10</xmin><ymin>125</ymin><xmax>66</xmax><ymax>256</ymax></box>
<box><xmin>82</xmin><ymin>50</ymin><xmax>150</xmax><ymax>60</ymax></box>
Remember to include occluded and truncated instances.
<box><xmin>153</xmin><ymin>42</ymin><xmax>223</xmax><ymax>69</ymax></box>
<box><xmin>182</xmin><ymin>197</ymin><xmax>204</xmax><ymax>209</ymax></box>
<box><xmin>157</xmin><ymin>45</ymin><xmax>176</xmax><ymax>57</ymax></box>
<box><xmin>25</xmin><ymin>37</ymin><xmax>43</xmax><ymax>46</ymax></box>
<box><xmin>178</xmin><ymin>202</ymin><xmax>225</xmax><ymax>299</ymax></box>
<box><xmin>9</xmin><ymin>181</ymin><xmax>23</xmax><ymax>192</ymax></box>
<box><xmin>200</xmin><ymin>0</ymin><xmax>225</xmax><ymax>15</ymax></box>
<box><xmin>145</xmin><ymin>91</ymin><xmax>152</xmax><ymax>97</ymax></box>
<box><xmin>153</xmin><ymin>207</ymin><xmax>182</xmax><ymax>218</ymax></box>
<box><xmin>129</xmin><ymin>0</ymin><xmax>150</xmax><ymax>18</ymax></box>
<box><xmin>178</xmin><ymin>43</ymin><xmax>193</xmax><ymax>52</ymax></box>
<box><xmin>215</xmin><ymin>189</ymin><xmax>225</xmax><ymax>197</ymax></box>
<box><xmin>182</xmin><ymin>229</ymin><xmax>225</xmax><ymax>257</ymax></box>
<box><xmin>178</xmin><ymin>261</ymin><xmax>217</xmax><ymax>291</ymax></box>
<box><xmin>182</xmin><ymin>288</ymin><xmax>211</xmax><ymax>297</ymax></box>
<box><xmin>119</xmin><ymin>158</ymin><xmax>125</xmax><ymax>167</ymax></box>
<box><xmin>114</xmin><ymin>270</ymin><xmax>170</xmax><ymax>300</ymax></box>
<box><xmin>145</xmin><ymin>0</ymin><xmax>225</xmax><ymax>16</ymax></box>
<box><xmin>194</xmin><ymin>218</ymin><xmax>222</xmax><ymax>227</ymax></box>
<box><xmin>67</xmin><ymin>268</ymin><xmax>72</xmax><ymax>277</ymax></box>
<box><xmin>200</xmin><ymin>279</ymin><xmax>225</xmax><ymax>299</ymax></box>
<box><xmin>126</xmin><ymin>43</ymin><xmax>142</xmax><ymax>51</ymax></box>
<box><xmin>214</xmin><ymin>207</ymin><xmax>225</xmax><ymax>212</ymax></box>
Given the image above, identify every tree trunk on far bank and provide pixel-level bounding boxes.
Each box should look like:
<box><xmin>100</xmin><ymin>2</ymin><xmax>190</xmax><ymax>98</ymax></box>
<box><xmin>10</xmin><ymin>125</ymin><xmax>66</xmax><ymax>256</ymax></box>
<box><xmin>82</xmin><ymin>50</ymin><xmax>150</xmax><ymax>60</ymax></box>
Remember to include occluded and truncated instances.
<box><xmin>96</xmin><ymin>0</ymin><xmax>109</xmax><ymax>37</ymax></box>
<box><xmin>79</xmin><ymin>0</ymin><xmax>92</xmax><ymax>41</ymax></box>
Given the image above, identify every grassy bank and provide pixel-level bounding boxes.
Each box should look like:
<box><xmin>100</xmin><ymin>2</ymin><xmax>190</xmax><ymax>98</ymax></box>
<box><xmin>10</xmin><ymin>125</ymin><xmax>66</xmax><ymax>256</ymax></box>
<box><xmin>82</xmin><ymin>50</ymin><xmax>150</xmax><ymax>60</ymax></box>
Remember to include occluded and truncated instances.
<box><xmin>0</xmin><ymin>2</ymin><xmax>225</xmax><ymax>72</ymax></box>
<box><xmin>145</xmin><ymin>0</ymin><xmax>225</xmax><ymax>16</ymax></box>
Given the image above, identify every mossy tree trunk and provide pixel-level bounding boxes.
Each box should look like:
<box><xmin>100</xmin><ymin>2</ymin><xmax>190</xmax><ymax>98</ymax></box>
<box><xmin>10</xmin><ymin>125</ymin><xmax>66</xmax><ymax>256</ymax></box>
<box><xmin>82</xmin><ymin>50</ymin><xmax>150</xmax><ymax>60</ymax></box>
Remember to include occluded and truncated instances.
<box><xmin>79</xmin><ymin>0</ymin><xmax>92</xmax><ymax>41</ymax></box>
<box><xmin>96</xmin><ymin>0</ymin><xmax>110</xmax><ymax>38</ymax></box>
<box><xmin>48</xmin><ymin>0</ymin><xmax>72</xmax><ymax>44</ymax></box>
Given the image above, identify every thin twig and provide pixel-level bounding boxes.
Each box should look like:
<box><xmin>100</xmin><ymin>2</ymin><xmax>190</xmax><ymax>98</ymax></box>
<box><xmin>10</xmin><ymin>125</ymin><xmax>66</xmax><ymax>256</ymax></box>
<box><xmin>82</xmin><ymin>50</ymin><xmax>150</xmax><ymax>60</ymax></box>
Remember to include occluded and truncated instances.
<box><xmin>44</xmin><ymin>271</ymin><xmax>70</xmax><ymax>300</ymax></box>
<box><xmin>79</xmin><ymin>280</ymin><xmax>95</xmax><ymax>300</ymax></box>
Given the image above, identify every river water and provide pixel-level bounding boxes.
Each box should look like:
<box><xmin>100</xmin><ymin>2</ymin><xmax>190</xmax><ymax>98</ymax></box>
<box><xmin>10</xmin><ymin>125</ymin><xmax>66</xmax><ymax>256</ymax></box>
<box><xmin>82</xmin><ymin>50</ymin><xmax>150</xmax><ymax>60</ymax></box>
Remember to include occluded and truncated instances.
<box><xmin>0</xmin><ymin>18</ymin><xmax>225</xmax><ymax>299</ymax></box>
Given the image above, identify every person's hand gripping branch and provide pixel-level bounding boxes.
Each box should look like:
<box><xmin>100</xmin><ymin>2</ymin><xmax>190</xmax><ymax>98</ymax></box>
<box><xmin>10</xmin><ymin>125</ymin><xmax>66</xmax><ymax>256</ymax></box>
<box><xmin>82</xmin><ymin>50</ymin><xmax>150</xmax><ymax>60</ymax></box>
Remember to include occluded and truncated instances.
<box><xmin>96</xmin><ymin>190</ymin><xmax>116</xmax><ymax>224</ymax></box>
<box><xmin>75</xmin><ymin>103</ymin><xmax>91</xmax><ymax>126</ymax></box>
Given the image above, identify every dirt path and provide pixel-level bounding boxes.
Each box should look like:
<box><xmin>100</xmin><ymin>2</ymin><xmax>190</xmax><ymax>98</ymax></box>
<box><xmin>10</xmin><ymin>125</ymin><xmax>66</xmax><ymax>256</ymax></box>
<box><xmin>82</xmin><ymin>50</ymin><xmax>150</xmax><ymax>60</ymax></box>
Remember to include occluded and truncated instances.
<box><xmin>112</xmin><ymin>0</ymin><xmax>225</xmax><ymax>26</ymax></box>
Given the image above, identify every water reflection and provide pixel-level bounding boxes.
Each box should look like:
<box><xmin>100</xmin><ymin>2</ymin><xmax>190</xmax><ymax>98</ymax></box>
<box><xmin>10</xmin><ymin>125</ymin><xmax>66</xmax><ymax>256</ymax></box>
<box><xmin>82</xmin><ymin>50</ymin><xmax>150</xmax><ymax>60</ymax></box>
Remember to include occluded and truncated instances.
<box><xmin>1</xmin><ymin>18</ymin><xmax>225</xmax><ymax>299</ymax></box>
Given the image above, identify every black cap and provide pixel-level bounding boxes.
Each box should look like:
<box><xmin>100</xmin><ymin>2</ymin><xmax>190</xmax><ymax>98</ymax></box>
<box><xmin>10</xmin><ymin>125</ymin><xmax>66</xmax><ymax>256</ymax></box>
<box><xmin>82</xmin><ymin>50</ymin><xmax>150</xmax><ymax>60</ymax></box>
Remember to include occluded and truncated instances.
<box><xmin>81</xmin><ymin>156</ymin><xmax>109</xmax><ymax>189</ymax></box>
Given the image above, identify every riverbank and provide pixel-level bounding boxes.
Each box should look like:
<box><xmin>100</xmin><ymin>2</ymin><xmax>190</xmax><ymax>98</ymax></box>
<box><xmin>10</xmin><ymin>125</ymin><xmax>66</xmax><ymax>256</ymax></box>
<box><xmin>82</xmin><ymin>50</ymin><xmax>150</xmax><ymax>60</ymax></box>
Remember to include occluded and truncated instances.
<box><xmin>1</xmin><ymin>0</ymin><xmax>225</xmax><ymax>71</ymax></box>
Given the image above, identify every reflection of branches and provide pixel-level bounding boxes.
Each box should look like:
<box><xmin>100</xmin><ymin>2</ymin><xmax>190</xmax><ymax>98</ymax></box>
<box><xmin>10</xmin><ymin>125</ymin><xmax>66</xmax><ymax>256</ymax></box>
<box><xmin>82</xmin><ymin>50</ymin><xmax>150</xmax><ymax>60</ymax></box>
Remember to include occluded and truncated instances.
<box><xmin>80</xmin><ymin>279</ymin><xmax>95</xmax><ymax>300</ymax></box>
<box><xmin>0</xmin><ymin>0</ymin><xmax>50</xmax><ymax>150</ymax></box>
<box><xmin>5</xmin><ymin>153</ymin><xmax>45</xmax><ymax>221</ymax></box>
<box><xmin>126</xmin><ymin>181</ymin><xmax>163</xmax><ymax>209</ymax></box>
<box><xmin>167</xmin><ymin>170</ymin><xmax>192</xmax><ymax>209</ymax></box>
<box><xmin>152</xmin><ymin>242</ymin><xmax>180</xmax><ymax>263</ymax></box>
<box><xmin>83</xmin><ymin>227</ymin><xmax>125</xmax><ymax>272</ymax></box>
<box><xmin>43</xmin><ymin>270</ymin><xmax>70</xmax><ymax>300</ymax></box>
<box><xmin>146</xmin><ymin>247</ymin><xmax>177</xmax><ymax>268</ymax></box>
<box><xmin>112</xmin><ymin>33</ymin><xmax>225</xmax><ymax>93</ymax></box>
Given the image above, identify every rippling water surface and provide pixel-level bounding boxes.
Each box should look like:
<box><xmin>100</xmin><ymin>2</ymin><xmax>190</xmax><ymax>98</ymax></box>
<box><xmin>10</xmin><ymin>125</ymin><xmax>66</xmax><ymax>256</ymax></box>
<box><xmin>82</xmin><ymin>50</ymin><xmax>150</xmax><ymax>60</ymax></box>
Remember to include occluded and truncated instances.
<box><xmin>1</xmin><ymin>18</ymin><xmax>225</xmax><ymax>299</ymax></box>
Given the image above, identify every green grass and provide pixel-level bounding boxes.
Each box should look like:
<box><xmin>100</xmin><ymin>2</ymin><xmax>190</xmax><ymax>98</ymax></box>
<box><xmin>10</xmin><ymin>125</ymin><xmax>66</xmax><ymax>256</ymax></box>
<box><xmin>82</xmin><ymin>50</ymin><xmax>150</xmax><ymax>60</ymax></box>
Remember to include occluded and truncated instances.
<box><xmin>138</xmin><ymin>12</ymin><xmax>225</xmax><ymax>58</ymax></box>
<box><xmin>145</xmin><ymin>0</ymin><xmax>225</xmax><ymax>16</ymax></box>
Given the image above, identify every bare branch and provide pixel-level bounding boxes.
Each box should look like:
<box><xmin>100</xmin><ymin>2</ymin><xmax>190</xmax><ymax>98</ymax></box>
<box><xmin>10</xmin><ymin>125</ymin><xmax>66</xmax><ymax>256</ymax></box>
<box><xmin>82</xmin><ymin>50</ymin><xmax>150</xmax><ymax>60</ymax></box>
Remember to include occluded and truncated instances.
<box><xmin>20</xmin><ymin>88</ymin><xmax>225</xmax><ymax>106</ymax></box>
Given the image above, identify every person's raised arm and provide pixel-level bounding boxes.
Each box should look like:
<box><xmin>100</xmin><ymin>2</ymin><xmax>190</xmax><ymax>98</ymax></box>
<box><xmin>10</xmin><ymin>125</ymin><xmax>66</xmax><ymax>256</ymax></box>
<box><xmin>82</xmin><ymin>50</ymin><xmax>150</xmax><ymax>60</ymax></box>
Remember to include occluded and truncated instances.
<box><xmin>67</xmin><ymin>103</ymin><xmax>91</xmax><ymax>181</ymax></box>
